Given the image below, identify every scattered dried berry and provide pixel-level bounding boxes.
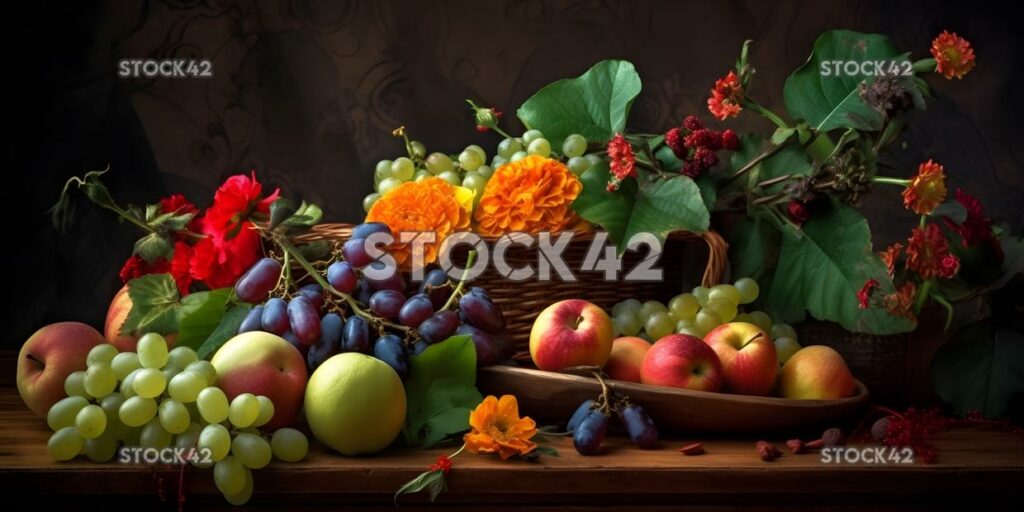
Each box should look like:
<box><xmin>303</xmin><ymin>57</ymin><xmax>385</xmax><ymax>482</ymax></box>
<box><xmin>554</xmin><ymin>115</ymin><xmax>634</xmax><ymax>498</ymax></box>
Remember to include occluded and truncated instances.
<box><xmin>871</xmin><ymin>417</ymin><xmax>891</xmax><ymax>442</ymax></box>
<box><xmin>804</xmin><ymin>439</ymin><xmax>824</xmax><ymax>449</ymax></box>
<box><xmin>756</xmin><ymin>441</ymin><xmax>782</xmax><ymax>462</ymax></box>
<box><xmin>822</xmin><ymin>428</ymin><xmax>846</xmax><ymax>447</ymax></box>
<box><xmin>679</xmin><ymin>442</ymin><xmax>705</xmax><ymax>456</ymax></box>
<box><xmin>786</xmin><ymin>439</ymin><xmax>806</xmax><ymax>454</ymax></box>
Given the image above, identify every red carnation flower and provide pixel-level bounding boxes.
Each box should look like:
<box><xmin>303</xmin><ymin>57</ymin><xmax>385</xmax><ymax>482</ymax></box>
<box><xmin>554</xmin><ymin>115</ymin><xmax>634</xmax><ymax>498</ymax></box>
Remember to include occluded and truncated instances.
<box><xmin>906</xmin><ymin>223</ymin><xmax>960</xmax><ymax>279</ymax></box>
<box><xmin>160</xmin><ymin>194</ymin><xmax>198</xmax><ymax>216</ymax></box>
<box><xmin>606</xmin><ymin>133</ymin><xmax>636</xmax><ymax>191</ymax></box>
<box><xmin>169</xmin><ymin>241</ymin><xmax>193</xmax><ymax>295</ymax></box>
<box><xmin>119</xmin><ymin>254</ymin><xmax>169</xmax><ymax>283</ymax></box>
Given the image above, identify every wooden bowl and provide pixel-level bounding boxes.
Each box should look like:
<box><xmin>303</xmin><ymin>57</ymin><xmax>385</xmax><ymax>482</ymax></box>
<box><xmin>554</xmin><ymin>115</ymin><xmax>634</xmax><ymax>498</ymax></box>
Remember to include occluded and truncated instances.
<box><xmin>478</xmin><ymin>365</ymin><xmax>870</xmax><ymax>434</ymax></box>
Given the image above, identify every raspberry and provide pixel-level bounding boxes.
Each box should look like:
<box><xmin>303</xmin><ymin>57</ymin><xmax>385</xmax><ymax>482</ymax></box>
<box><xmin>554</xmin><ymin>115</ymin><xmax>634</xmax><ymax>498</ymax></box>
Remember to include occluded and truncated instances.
<box><xmin>822</xmin><ymin>428</ymin><xmax>846</xmax><ymax>447</ymax></box>
<box><xmin>721</xmin><ymin>129</ymin><xmax>739</xmax><ymax>150</ymax></box>
<box><xmin>683</xmin><ymin>115</ymin><xmax>703</xmax><ymax>131</ymax></box>
<box><xmin>665</xmin><ymin>127</ymin><xmax>686</xmax><ymax>158</ymax></box>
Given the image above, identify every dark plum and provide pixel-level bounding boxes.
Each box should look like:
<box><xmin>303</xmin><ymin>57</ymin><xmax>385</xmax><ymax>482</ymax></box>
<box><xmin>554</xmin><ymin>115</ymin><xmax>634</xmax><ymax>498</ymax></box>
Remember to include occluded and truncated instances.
<box><xmin>373</xmin><ymin>335</ymin><xmax>410</xmax><ymax>380</ymax></box>
<box><xmin>234</xmin><ymin>258</ymin><xmax>282</xmax><ymax>303</ymax></box>
<box><xmin>351</xmin><ymin>222</ymin><xmax>391</xmax><ymax>240</ymax></box>
<box><xmin>342</xmin><ymin>316</ymin><xmax>371</xmax><ymax>354</ymax></box>
<box><xmin>398</xmin><ymin>294</ymin><xmax>434</xmax><ymax>328</ymax></box>
<box><xmin>287</xmin><ymin>296</ymin><xmax>322</xmax><ymax>345</ymax></box>
<box><xmin>297</xmin><ymin>283</ymin><xmax>325</xmax><ymax>310</ymax></box>
<box><xmin>573</xmin><ymin>411</ymin><xmax>609</xmax><ymax>456</ymax></box>
<box><xmin>342</xmin><ymin>238</ymin><xmax>375</xmax><ymax>268</ymax></box>
<box><xmin>617</xmin><ymin>404</ymin><xmax>658</xmax><ymax>449</ymax></box>
<box><xmin>326</xmin><ymin>261</ymin><xmax>358</xmax><ymax>293</ymax></box>
<box><xmin>455</xmin><ymin>324</ymin><xmax>514</xmax><ymax>367</ymax></box>
<box><xmin>282</xmin><ymin>330</ymin><xmax>308</xmax><ymax>357</ymax></box>
<box><xmin>417</xmin><ymin>310</ymin><xmax>460</xmax><ymax>344</ymax></box>
<box><xmin>238</xmin><ymin>305</ymin><xmax>264</xmax><ymax>334</ymax></box>
<box><xmin>458</xmin><ymin>294</ymin><xmax>506</xmax><ymax>334</ymax></box>
<box><xmin>567</xmin><ymin>400</ymin><xmax>595</xmax><ymax>432</ymax></box>
<box><xmin>261</xmin><ymin>298</ymin><xmax>290</xmax><ymax>335</ymax></box>
<box><xmin>307</xmin><ymin>313</ymin><xmax>343</xmax><ymax>371</ymax></box>
<box><xmin>418</xmin><ymin>268</ymin><xmax>451</xmax><ymax>309</ymax></box>
<box><xmin>369</xmin><ymin>290</ymin><xmax>405</xmax><ymax>319</ymax></box>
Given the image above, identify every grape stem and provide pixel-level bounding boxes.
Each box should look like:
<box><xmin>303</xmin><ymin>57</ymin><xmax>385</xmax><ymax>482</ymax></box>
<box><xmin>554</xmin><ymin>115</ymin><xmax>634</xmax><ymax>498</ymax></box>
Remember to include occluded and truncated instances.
<box><xmin>591</xmin><ymin>371</ymin><xmax>614</xmax><ymax>415</ymax></box>
<box><xmin>440</xmin><ymin>250</ymin><xmax>478</xmax><ymax>311</ymax></box>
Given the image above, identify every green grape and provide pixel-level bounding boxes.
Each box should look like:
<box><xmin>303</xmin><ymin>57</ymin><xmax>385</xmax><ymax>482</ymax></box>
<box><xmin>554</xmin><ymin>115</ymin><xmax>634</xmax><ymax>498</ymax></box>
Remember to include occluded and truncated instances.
<box><xmin>413</xmin><ymin>170</ymin><xmax>432</xmax><ymax>182</ymax></box>
<box><xmin>745</xmin><ymin>311</ymin><xmax>773</xmax><ymax>333</ymax></box>
<box><xmin>374</xmin><ymin>159</ymin><xmax>393</xmax><ymax>179</ymax></box>
<box><xmin>509</xmin><ymin>150</ymin><xmax>528</xmax><ymax>162</ymax></box>
<box><xmin>668</xmin><ymin>294</ymin><xmax>701</xmax><ymax>321</ymax></box>
<box><xmin>391</xmin><ymin>157</ymin><xmax>415</xmax><ymax>181</ymax></box>
<box><xmin>197</xmin><ymin>387</ymin><xmax>230</xmax><ymax>424</ymax></box>
<box><xmin>611</xmin><ymin>298</ymin><xmax>643</xmax><ymax>318</ymax></box>
<box><xmin>695</xmin><ymin>308</ymin><xmax>723</xmax><ymax>335</ymax></box>
<box><xmin>704</xmin><ymin>298</ymin><xmax>738</xmax><ymax>323</ymax></box>
<box><xmin>613</xmin><ymin>310</ymin><xmax>642</xmax><ymax>337</ymax></box>
<box><xmin>84</xmin><ymin>362</ymin><xmax>117</xmax><ymax>398</ymax></box>
<box><xmin>159</xmin><ymin>399</ymin><xmax>191</xmax><ymax>434</ymax></box>
<box><xmin>462</xmin><ymin>171</ymin><xmax>487</xmax><ymax>192</ymax></box>
<box><xmin>47</xmin><ymin>426</ymin><xmax>85</xmax><ymax>461</ymax></box>
<box><xmin>111</xmin><ymin>352</ymin><xmax>141</xmax><ymax>380</ymax></box>
<box><xmin>169</xmin><ymin>371</ymin><xmax>206</xmax><ymax>403</ymax></box>
<box><xmin>410</xmin><ymin>140</ymin><xmax>427</xmax><ymax>159</ymax></box>
<box><xmin>377</xmin><ymin>177</ymin><xmax>403</xmax><ymax>195</ymax></box>
<box><xmin>223</xmin><ymin>467</ymin><xmax>254</xmax><ymax>506</ymax></box>
<box><xmin>137</xmin><ymin>333</ymin><xmax>169</xmax><ymax>369</ymax></box>
<box><xmin>140</xmin><ymin>418</ymin><xmax>172</xmax><ymax>449</ymax></box>
<box><xmin>185</xmin><ymin>361</ymin><xmax>218</xmax><ymax>386</ymax></box>
<box><xmin>48</xmin><ymin>396</ymin><xmax>90</xmax><ymax>431</ymax></box>
<box><xmin>465</xmin><ymin>144</ymin><xmax>486</xmax><ymax>159</ymax></box>
<box><xmin>75</xmin><ymin>404</ymin><xmax>106</xmax><ymax>439</ymax></box>
<box><xmin>438</xmin><ymin>170</ymin><xmax>462</xmax><ymax>186</ymax></box>
<box><xmin>476</xmin><ymin>165</ymin><xmax>494</xmax><ymax>179</ymax></box>
<box><xmin>362</xmin><ymin>193</ymin><xmax>380</xmax><ymax>213</ymax></box>
<box><xmin>584</xmin><ymin>153</ymin><xmax>603</xmax><ymax>166</ymax></box>
<box><xmin>254</xmin><ymin>396</ymin><xmax>275</xmax><ymax>427</ymax></box>
<box><xmin>676</xmin><ymin>318</ymin><xmax>697</xmax><ymax>332</ymax></box>
<box><xmin>122</xmin><ymin>424</ymin><xmax>141</xmax><ymax>447</ymax></box>
<box><xmin>199</xmin><ymin>424</ymin><xmax>231</xmax><ymax>462</ymax></box>
<box><xmin>132</xmin><ymin>368</ymin><xmax>166</xmax><ymax>399</ymax></box>
<box><xmin>692</xmin><ymin>286</ymin><xmax>711</xmax><ymax>306</ymax></box>
<box><xmin>425</xmin><ymin>152</ymin><xmax>454</xmax><ymax>174</ymax></box>
<box><xmin>458</xmin><ymin>149</ymin><xmax>483</xmax><ymax>171</ymax></box>
<box><xmin>527</xmin><ymin>138</ymin><xmax>551</xmax><ymax>157</ymax></box>
<box><xmin>214</xmin><ymin>456</ymin><xmax>249</xmax><ymax>495</ymax></box>
<box><xmin>174</xmin><ymin>422</ymin><xmax>203</xmax><ymax>450</ymax></box>
<box><xmin>167</xmin><ymin>346</ymin><xmax>198</xmax><ymax>369</ymax></box>
<box><xmin>271</xmin><ymin>428</ymin><xmax>309</xmax><ymax>462</ymax></box>
<box><xmin>562</xmin><ymin>134</ymin><xmax>587</xmax><ymax>158</ymax></box>
<box><xmin>637</xmin><ymin>331</ymin><xmax>654</xmax><ymax>343</ymax></box>
<box><xmin>522</xmin><ymin>129</ymin><xmax>544</xmax><ymax>144</ymax></box>
<box><xmin>119</xmin><ymin>396</ymin><xmax>157</xmax><ymax>427</ymax></box>
<box><xmin>99</xmin><ymin>393</ymin><xmax>129</xmax><ymax>440</ymax></box>
<box><xmin>774</xmin><ymin>337</ymin><xmax>801</xmax><ymax>366</ymax></box>
<box><xmin>87</xmin><ymin>344</ymin><xmax>119</xmax><ymax>366</ymax></box>
<box><xmin>64</xmin><ymin>370</ymin><xmax>87</xmax><ymax>398</ymax></box>
<box><xmin>83</xmin><ymin>432</ymin><xmax>119</xmax><ymax>462</ymax></box>
<box><xmin>677</xmin><ymin>327</ymin><xmax>705</xmax><ymax>338</ymax></box>
<box><xmin>734</xmin><ymin>277</ymin><xmax>760</xmax><ymax>304</ymax></box>
<box><xmin>637</xmin><ymin>300</ymin><xmax>668</xmax><ymax>321</ymax></box>
<box><xmin>232</xmin><ymin>432</ymin><xmax>272</xmax><ymax>469</ymax></box>
<box><xmin>120</xmin><ymin>369</ymin><xmax>140</xmax><ymax>398</ymax></box>
<box><xmin>644</xmin><ymin>311</ymin><xmax>675</xmax><ymax>341</ymax></box>
<box><xmin>228</xmin><ymin>393</ymin><xmax>260</xmax><ymax>428</ymax></box>
<box><xmin>497</xmin><ymin>138</ymin><xmax>522</xmax><ymax>159</ymax></box>
<box><xmin>708</xmin><ymin>284</ymin><xmax>742</xmax><ymax>306</ymax></box>
<box><xmin>567</xmin><ymin>156</ymin><xmax>590</xmax><ymax>176</ymax></box>
<box><xmin>771</xmin><ymin>323</ymin><xmax>798</xmax><ymax>342</ymax></box>
<box><xmin>162</xmin><ymin>364</ymin><xmax>182</xmax><ymax>383</ymax></box>
<box><xmin>490</xmin><ymin>156</ymin><xmax>507</xmax><ymax>169</ymax></box>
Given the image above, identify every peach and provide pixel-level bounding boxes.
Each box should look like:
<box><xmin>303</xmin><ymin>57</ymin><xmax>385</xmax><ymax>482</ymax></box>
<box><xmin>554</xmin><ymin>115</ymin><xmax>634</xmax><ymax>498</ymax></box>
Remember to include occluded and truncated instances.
<box><xmin>640</xmin><ymin>334</ymin><xmax>723</xmax><ymax>392</ymax></box>
<box><xmin>529</xmin><ymin>300</ymin><xmax>614</xmax><ymax>371</ymax></box>
<box><xmin>104</xmin><ymin>285</ymin><xmax>176</xmax><ymax>351</ymax></box>
<box><xmin>604</xmin><ymin>337</ymin><xmax>651</xmax><ymax>382</ymax></box>
<box><xmin>703</xmin><ymin>322</ymin><xmax>777</xmax><ymax>396</ymax></box>
<box><xmin>779</xmin><ymin>345</ymin><xmax>856</xmax><ymax>399</ymax></box>
<box><xmin>17</xmin><ymin>322</ymin><xmax>105</xmax><ymax>417</ymax></box>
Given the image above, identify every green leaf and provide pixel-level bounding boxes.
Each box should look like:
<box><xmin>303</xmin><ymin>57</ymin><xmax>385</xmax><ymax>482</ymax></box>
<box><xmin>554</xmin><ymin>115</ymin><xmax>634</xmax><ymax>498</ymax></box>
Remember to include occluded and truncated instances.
<box><xmin>122</xmin><ymin>274</ymin><xmax>180</xmax><ymax>336</ymax></box>
<box><xmin>932</xmin><ymin>322</ymin><xmax>1024</xmax><ymax>418</ymax></box>
<box><xmin>694</xmin><ymin>175</ymin><xmax>717</xmax><ymax>212</ymax></box>
<box><xmin>269</xmin><ymin>198</ymin><xmax>298</xmax><ymax>229</ymax></box>
<box><xmin>783</xmin><ymin>30</ymin><xmax>905</xmax><ymax>132</ymax></box>
<box><xmin>133</xmin><ymin>232</ymin><xmax>174</xmax><ymax>264</ymax></box>
<box><xmin>762</xmin><ymin>202</ymin><xmax>914</xmax><ymax>335</ymax></box>
<box><xmin>620</xmin><ymin>176</ymin><xmax>709</xmax><ymax>252</ymax></box>
<box><xmin>161</xmin><ymin>212</ymin><xmax>196</xmax><ymax>231</ymax></box>
<box><xmin>402</xmin><ymin>336</ymin><xmax>482</xmax><ymax>448</ymax></box>
<box><xmin>284</xmin><ymin>201</ymin><xmax>324</xmax><ymax>227</ymax></box>
<box><xmin>535</xmin><ymin>445</ymin><xmax>560</xmax><ymax>457</ymax></box>
<box><xmin>517</xmin><ymin>60</ymin><xmax>642</xmax><ymax>148</ymax></box>
<box><xmin>729</xmin><ymin>214</ymin><xmax>782</xmax><ymax>286</ymax></box>
<box><xmin>931</xmin><ymin>201</ymin><xmax>968</xmax><ymax>224</ymax></box>
<box><xmin>394</xmin><ymin>469</ymin><xmax>446</xmax><ymax>504</ymax></box>
<box><xmin>754</xmin><ymin>145</ymin><xmax>814</xmax><ymax>193</ymax></box>
<box><xmin>196</xmin><ymin>305</ymin><xmax>251</xmax><ymax>360</ymax></box>
<box><xmin>571</xmin><ymin>161</ymin><xmax>637</xmax><ymax>244</ymax></box>
<box><xmin>175</xmin><ymin>289</ymin><xmax>232</xmax><ymax>350</ymax></box>
<box><xmin>296</xmin><ymin>240</ymin><xmax>332</xmax><ymax>262</ymax></box>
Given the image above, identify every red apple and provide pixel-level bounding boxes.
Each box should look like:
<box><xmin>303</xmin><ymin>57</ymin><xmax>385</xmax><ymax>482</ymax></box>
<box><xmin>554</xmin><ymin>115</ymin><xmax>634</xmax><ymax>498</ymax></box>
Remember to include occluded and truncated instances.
<box><xmin>210</xmin><ymin>331</ymin><xmax>308</xmax><ymax>430</ymax></box>
<box><xmin>104</xmin><ymin>285</ymin><xmax>176</xmax><ymax>351</ymax></box>
<box><xmin>703</xmin><ymin>322</ymin><xmax>777</xmax><ymax>396</ymax></box>
<box><xmin>17</xmin><ymin>322</ymin><xmax>106</xmax><ymax>417</ymax></box>
<box><xmin>529</xmin><ymin>300</ymin><xmax>614</xmax><ymax>371</ymax></box>
<box><xmin>640</xmin><ymin>334</ymin><xmax>723</xmax><ymax>392</ymax></box>
<box><xmin>779</xmin><ymin>345</ymin><xmax>856</xmax><ymax>399</ymax></box>
<box><xmin>604</xmin><ymin>337</ymin><xmax>651</xmax><ymax>382</ymax></box>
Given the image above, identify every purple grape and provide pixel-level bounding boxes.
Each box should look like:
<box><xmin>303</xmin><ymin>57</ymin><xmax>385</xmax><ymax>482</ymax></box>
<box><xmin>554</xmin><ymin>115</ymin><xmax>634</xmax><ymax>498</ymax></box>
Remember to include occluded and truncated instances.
<box><xmin>326</xmin><ymin>261</ymin><xmax>357</xmax><ymax>293</ymax></box>
<box><xmin>410</xmin><ymin>340</ymin><xmax>430</xmax><ymax>356</ymax></box>
<box><xmin>573</xmin><ymin>411</ymin><xmax>608</xmax><ymax>456</ymax></box>
<box><xmin>342</xmin><ymin>316</ymin><xmax>371</xmax><ymax>354</ymax></box>
<box><xmin>287</xmin><ymin>296</ymin><xmax>322</xmax><ymax>345</ymax></box>
<box><xmin>373</xmin><ymin>335</ymin><xmax>410</xmax><ymax>380</ymax></box>
<box><xmin>417</xmin><ymin>310</ymin><xmax>459</xmax><ymax>344</ymax></box>
<box><xmin>307</xmin><ymin>313</ymin><xmax>343</xmax><ymax>371</ymax></box>
<box><xmin>354</xmin><ymin>280</ymin><xmax>375</xmax><ymax>305</ymax></box>
<box><xmin>468</xmin><ymin>287</ymin><xmax>491</xmax><ymax>301</ymax></box>
<box><xmin>261</xmin><ymin>298</ymin><xmax>290</xmax><ymax>335</ymax></box>
<box><xmin>364</xmin><ymin>260</ymin><xmax>405</xmax><ymax>293</ymax></box>
<box><xmin>351</xmin><ymin>222</ymin><xmax>391</xmax><ymax>240</ymax></box>
<box><xmin>238</xmin><ymin>305</ymin><xmax>264</xmax><ymax>333</ymax></box>
<box><xmin>567</xmin><ymin>400</ymin><xmax>595</xmax><ymax>432</ymax></box>
<box><xmin>458</xmin><ymin>294</ymin><xmax>506</xmax><ymax>334</ymax></box>
<box><xmin>297</xmin><ymin>283</ymin><xmax>325</xmax><ymax>310</ymax></box>
<box><xmin>369</xmin><ymin>290</ymin><xmax>405</xmax><ymax>319</ymax></box>
<box><xmin>455</xmin><ymin>324</ymin><xmax>514</xmax><ymax>367</ymax></box>
<box><xmin>234</xmin><ymin>258</ymin><xmax>282</xmax><ymax>304</ymax></box>
<box><xmin>398</xmin><ymin>294</ymin><xmax>434</xmax><ymax>328</ymax></box>
<box><xmin>342</xmin><ymin>239</ymin><xmax>375</xmax><ymax>268</ymax></box>
<box><xmin>282</xmin><ymin>330</ymin><xmax>308</xmax><ymax>357</ymax></box>
<box><xmin>618</xmin><ymin>403</ymin><xmax>658</xmax><ymax>449</ymax></box>
<box><xmin>418</xmin><ymin>268</ymin><xmax>451</xmax><ymax>309</ymax></box>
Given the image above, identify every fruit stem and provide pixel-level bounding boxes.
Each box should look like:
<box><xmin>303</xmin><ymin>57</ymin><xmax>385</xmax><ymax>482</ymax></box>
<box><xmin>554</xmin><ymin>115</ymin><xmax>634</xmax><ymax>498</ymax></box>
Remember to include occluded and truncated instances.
<box><xmin>743</xmin><ymin>332</ymin><xmax>763</xmax><ymax>347</ymax></box>
<box><xmin>591</xmin><ymin>371</ymin><xmax>613</xmax><ymax>415</ymax></box>
<box><xmin>441</xmin><ymin>250</ymin><xmax>478</xmax><ymax>311</ymax></box>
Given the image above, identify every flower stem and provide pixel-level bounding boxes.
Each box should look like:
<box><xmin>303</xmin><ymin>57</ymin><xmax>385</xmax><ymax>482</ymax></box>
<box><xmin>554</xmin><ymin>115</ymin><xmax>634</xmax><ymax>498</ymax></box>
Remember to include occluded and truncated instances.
<box><xmin>912</xmin><ymin>58</ymin><xmax>938</xmax><ymax>74</ymax></box>
<box><xmin>441</xmin><ymin>250</ymin><xmax>478</xmax><ymax>311</ymax></box>
<box><xmin>914</xmin><ymin>279</ymin><xmax>933</xmax><ymax>314</ymax></box>
<box><xmin>448</xmin><ymin>443</ymin><xmax>467</xmax><ymax>459</ymax></box>
<box><xmin>743</xmin><ymin>100</ymin><xmax>789</xmax><ymax>129</ymax></box>
<box><xmin>873</xmin><ymin>176</ymin><xmax>911</xmax><ymax>187</ymax></box>
<box><xmin>726</xmin><ymin>141</ymin><xmax>788</xmax><ymax>185</ymax></box>
<box><xmin>932</xmin><ymin>293</ymin><xmax>955</xmax><ymax>331</ymax></box>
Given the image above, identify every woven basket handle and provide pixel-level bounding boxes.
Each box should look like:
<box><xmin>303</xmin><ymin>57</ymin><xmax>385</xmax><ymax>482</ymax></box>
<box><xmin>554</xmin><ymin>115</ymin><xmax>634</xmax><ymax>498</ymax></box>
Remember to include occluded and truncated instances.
<box><xmin>681</xmin><ymin>230</ymin><xmax>728</xmax><ymax>288</ymax></box>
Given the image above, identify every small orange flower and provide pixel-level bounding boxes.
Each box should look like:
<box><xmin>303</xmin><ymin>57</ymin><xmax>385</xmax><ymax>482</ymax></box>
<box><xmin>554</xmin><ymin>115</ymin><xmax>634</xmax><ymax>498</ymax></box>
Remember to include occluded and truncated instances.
<box><xmin>366</xmin><ymin>177</ymin><xmax>470</xmax><ymax>268</ymax></box>
<box><xmin>883</xmin><ymin>281</ymin><xmax>917</xmax><ymax>322</ymax></box>
<box><xmin>707</xmin><ymin>71</ymin><xmax>743</xmax><ymax>120</ymax></box>
<box><xmin>930</xmin><ymin>31</ymin><xmax>975</xmax><ymax>80</ymax></box>
<box><xmin>474</xmin><ymin>155</ymin><xmax>582</xmax><ymax>237</ymax></box>
<box><xmin>880</xmin><ymin>243</ymin><xmax>903</xmax><ymax>278</ymax></box>
<box><xmin>902</xmin><ymin>160</ymin><xmax>947</xmax><ymax>214</ymax></box>
<box><xmin>906</xmin><ymin>223</ymin><xmax>960</xmax><ymax>279</ymax></box>
<box><xmin>464</xmin><ymin>395</ymin><xmax>537</xmax><ymax>460</ymax></box>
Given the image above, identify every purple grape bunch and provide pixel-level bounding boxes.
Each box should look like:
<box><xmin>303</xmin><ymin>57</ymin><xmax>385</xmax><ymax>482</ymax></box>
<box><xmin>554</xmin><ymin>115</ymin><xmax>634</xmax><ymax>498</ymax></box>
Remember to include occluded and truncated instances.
<box><xmin>232</xmin><ymin>222</ymin><xmax>513</xmax><ymax>380</ymax></box>
<box><xmin>567</xmin><ymin>377</ymin><xmax>659</xmax><ymax>455</ymax></box>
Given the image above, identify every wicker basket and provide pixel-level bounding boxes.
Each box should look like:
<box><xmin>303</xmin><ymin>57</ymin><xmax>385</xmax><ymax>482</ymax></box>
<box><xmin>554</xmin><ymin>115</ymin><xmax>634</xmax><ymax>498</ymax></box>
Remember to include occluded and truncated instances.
<box><xmin>292</xmin><ymin>224</ymin><xmax>727</xmax><ymax>353</ymax></box>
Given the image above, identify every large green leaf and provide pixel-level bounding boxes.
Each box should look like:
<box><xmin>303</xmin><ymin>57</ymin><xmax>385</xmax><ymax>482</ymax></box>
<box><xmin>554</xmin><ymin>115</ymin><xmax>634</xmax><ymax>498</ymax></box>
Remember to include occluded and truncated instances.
<box><xmin>572</xmin><ymin>161</ymin><xmax>637</xmax><ymax>244</ymax></box>
<box><xmin>729</xmin><ymin>214</ymin><xmax>781</xmax><ymax>286</ymax></box>
<box><xmin>402</xmin><ymin>336</ymin><xmax>482</xmax><ymax>448</ymax></box>
<box><xmin>517</xmin><ymin>60</ymin><xmax>641</xmax><ymax>148</ymax></box>
<box><xmin>196</xmin><ymin>305</ymin><xmax>251</xmax><ymax>360</ymax></box>
<box><xmin>932</xmin><ymin>322</ymin><xmax>1024</xmax><ymax>418</ymax></box>
<box><xmin>122</xmin><ymin>274</ymin><xmax>180</xmax><ymax>335</ymax></box>
<box><xmin>175</xmin><ymin>289</ymin><xmax>233</xmax><ymax>350</ymax></box>
<box><xmin>621</xmin><ymin>176</ymin><xmax>710</xmax><ymax>251</ymax></box>
<box><xmin>783</xmin><ymin>30</ymin><xmax>904</xmax><ymax>132</ymax></box>
<box><xmin>763</xmin><ymin>202</ymin><xmax>914</xmax><ymax>335</ymax></box>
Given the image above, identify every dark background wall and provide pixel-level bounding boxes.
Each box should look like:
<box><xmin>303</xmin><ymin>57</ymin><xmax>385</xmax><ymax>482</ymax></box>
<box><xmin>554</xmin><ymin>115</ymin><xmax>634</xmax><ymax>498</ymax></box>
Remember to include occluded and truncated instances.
<box><xmin>6</xmin><ymin>0</ymin><xmax>1023</xmax><ymax>347</ymax></box>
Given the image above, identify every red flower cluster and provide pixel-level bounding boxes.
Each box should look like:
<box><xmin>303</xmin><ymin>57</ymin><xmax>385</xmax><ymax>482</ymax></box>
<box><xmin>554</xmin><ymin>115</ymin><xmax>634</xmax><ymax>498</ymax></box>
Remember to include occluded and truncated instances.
<box><xmin>428</xmin><ymin>454</ymin><xmax>453</xmax><ymax>475</ymax></box>
<box><xmin>707</xmin><ymin>71</ymin><xmax>744</xmax><ymax>120</ymax></box>
<box><xmin>857</xmin><ymin>279</ymin><xmax>879</xmax><ymax>309</ymax></box>
<box><xmin>119</xmin><ymin>194</ymin><xmax>201</xmax><ymax>294</ymax></box>
<box><xmin>943</xmin><ymin>188</ymin><xmax>1002</xmax><ymax>260</ymax></box>
<box><xmin>906</xmin><ymin>223</ymin><xmax>960</xmax><ymax>279</ymax></box>
<box><xmin>930</xmin><ymin>31</ymin><xmax>975</xmax><ymax>80</ymax></box>
<box><xmin>606</xmin><ymin>133</ymin><xmax>636</xmax><ymax>191</ymax></box>
<box><xmin>664</xmin><ymin>116</ymin><xmax>738</xmax><ymax>178</ymax></box>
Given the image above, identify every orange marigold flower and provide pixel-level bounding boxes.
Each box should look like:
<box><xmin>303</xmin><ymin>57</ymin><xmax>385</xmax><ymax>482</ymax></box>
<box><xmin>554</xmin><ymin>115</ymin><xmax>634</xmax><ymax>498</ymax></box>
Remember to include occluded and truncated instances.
<box><xmin>902</xmin><ymin>160</ymin><xmax>947</xmax><ymax>214</ymax></box>
<box><xmin>707</xmin><ymin>71</ymin><xmax>743</xmax><ymax>120</ymax></box>
<box><xmin>906</xmin><ymin>223</ymin><xmax>960</xmax><ymax>279</ymax></box>
<box><xmin>880</xmin><ymin>243</ymin><xmax>903</xmax><ymax>278</ymax></box>
<box><xmin>930</xmin><ymin>31</ymin><xmax>976</xmax><ymax>80</ymax></box>
<box><xmin>474</xmin><ymin>155</ymin><xmax>582</xmax><ymax>236</ymax></box>
<box><xmin>884</xmin><ymin>281</ymin><xmax>918</xmax><ymax>321</ymax></box>
<box><xmin>464</xmin><ymin>395</ymin><xmax>537</xmax><ymax>460</ymax></box>
<box><xmin>366</xmin><ymin>177</ymin><xmax>470</xmax><ymax>268</ymax></box>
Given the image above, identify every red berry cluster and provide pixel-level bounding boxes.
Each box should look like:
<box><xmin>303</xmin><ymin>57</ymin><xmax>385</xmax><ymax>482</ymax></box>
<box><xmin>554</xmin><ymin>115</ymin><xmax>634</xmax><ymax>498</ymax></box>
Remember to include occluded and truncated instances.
<box><xmin>664</xmin><ymin>116</ymin><xmax>738</xmax><ymax>178</ymax></box>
